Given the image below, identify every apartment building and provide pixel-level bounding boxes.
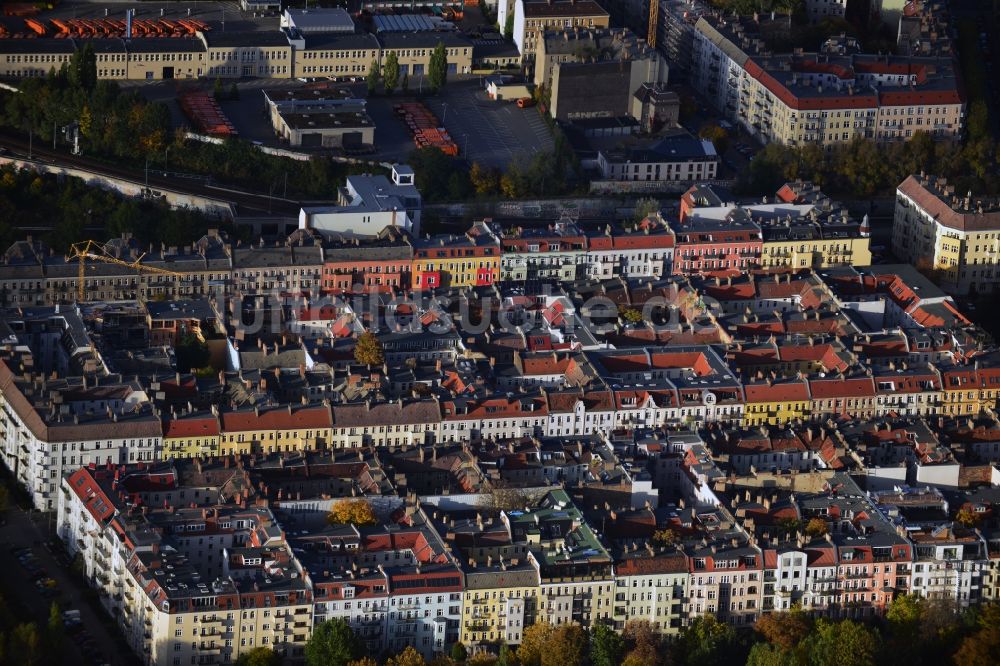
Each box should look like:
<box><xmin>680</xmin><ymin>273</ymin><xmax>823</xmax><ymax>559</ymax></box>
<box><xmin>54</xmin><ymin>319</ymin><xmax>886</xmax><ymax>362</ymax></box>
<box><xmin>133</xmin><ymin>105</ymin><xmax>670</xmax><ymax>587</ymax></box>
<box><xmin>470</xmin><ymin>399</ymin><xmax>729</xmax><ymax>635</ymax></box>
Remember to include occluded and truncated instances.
<box><xmin>330</xmin><ymin>400</ymin><xmax>442</xmax><ymax>449</ymax></box>
<box><xmin>320</xmin><ymin>228</ymin><xmax>413</xmax><ymax>294</ymax></box>
<box><xmin>295</xmin><ymin>521</ymin><xmax>465</xmax><ymax>660</ymax></box>
<box><xmin>58</xmin><ymin>464</ymin><xmax>313</xmax><ymax>665</ymax></box>
<box><xmin>461</xmin><ymin>565</ymin><xmax>539</xmax><ymax>648</ymax></box>
<box><xmin>162</xmin><ymin>409</ymin><xmax>222</xmax><ymax>460</ymax></box>
<box><xmin>232</xmin><ymin>234</ymin><xmax>324</xmax><ymax>298</ymax></box>
<box><xmin>894</xmin><ymin>174</ymin><xmax>1000</xmax><ymax>295</ymax></box>
<box><xmin>0</xmin><ymin>362</ymin><xmax>162</xmax><ymax>509</ymax></box>
<box><xmin>872</xmin><ymin>487</ymin><xmax>989</xmax><ymax>608</ymax></box>
<box><xmin>501</xmin><ymin>489</ymin><xmax>615</xmax><ymax>628</ymax></box>
<box><xmin>534</xmin><ymin>28</ymin><xmax>667</xmax><ymax>122</ymax></box>
<box><xmin>511</xmin><ymin>0</ymin><xmax>611</xmax><ymax>62</ymax></box>
<box><xmin>613</xmin><ymin>550</ymin><xmax>689</xmax><ymax>634</ymax></box>
<box><xmin>0</xmin><ymin>232</ymin><xmax>232</xmax><ymax>307</ymax></box>
<box><xmin>743</xmin><ymin>379</ymin><xmax>812</xmax><ymax>427</ymax></box>
<box><xmin>671</xmin><ymin>209</ymin><xmax>763</xmax><ymax>274</ymax></box>
<box><xmin>218</xmin><ymin>404</ymin><xmax>333</xmax><ymax>456</ymax></box>
<box><xmin>412</xmin><ymin>222</ymin><xmax>502</xmax><ymax>290</ymax></box>
<box><xmin>500</xmin><ymin>223</ymin><xmax>588</xmax><ymax>283</ymax></box>
<box><xmin>585</xmin><ymin>218</ymin><xmax>676</xmax><ymax>280</ymax></box>
<box><xmin>596</xmin><ymin>134</ymin><xmax>719</xmax><ymax>186</ymax></box>
<box><xmin>666</xmin><ymin>180</ymin><xmax>874</xmax><ymax>271</ymax></box>
<box><xmin>690</xmin><ymin>15</ymin><xmax>964</xmax><ymax>147</ymax></box>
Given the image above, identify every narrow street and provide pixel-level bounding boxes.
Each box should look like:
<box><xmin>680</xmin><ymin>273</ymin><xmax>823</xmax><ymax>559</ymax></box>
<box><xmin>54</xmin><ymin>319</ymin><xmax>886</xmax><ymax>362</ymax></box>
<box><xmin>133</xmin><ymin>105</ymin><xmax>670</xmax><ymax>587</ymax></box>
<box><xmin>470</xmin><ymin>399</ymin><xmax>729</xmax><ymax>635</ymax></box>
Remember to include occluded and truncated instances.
<box><xmin>0</xmin><ymin>503</ymin><xmax>139</xmax><ymax>666</ymax></box>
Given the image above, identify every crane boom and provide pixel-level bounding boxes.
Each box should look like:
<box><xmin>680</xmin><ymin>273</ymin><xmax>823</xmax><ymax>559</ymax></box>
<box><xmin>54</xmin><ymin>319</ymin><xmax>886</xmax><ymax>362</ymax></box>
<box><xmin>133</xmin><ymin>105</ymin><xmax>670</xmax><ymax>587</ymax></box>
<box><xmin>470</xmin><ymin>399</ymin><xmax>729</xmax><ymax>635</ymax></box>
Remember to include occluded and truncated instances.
<box><xmin>648</xmin><ymin>0</ymin><xmax>658</xmax><ymax>47</ymax></box>
<box><xmin>67</xmin><ymin>240</ymin><xmax>184</xmax><ymax>302</ymax></box>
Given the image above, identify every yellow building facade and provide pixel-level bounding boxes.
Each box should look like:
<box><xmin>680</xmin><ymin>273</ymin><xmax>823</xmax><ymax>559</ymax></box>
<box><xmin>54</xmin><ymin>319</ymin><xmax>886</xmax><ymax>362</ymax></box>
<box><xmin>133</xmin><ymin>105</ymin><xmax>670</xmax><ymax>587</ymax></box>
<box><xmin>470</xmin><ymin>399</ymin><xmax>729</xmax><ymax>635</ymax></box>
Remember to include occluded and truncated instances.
<box><xmin>161</xmin><ymin>412</ymin><xmax>221</xmax><ymax>460</ymax></box>
<box><xmin>742</xmin><ymin>381</ymin><xmax>812</xmax><ymax>427</ymax></box>
<box><xmin>760</xmin><ymin>237</ymin><xmax>871</xmax><ymax>270</ymax></box>
<box><xmin>412</xmin><ymin>223</ymin><xmax>501</xmax><ymax>290</ymax></box>
<box><xmin>219</xmin><ymin>405</ymin><xmax>333</xmax><ymax>456</ymax></box>
<box><xmin>461</xmin><ymin>567</ymin><xmax>540</xmax><ymax>650</ymax></box>
<box><xmin>894</xmin><ymin>174</ymin><xmax>1000</xmax><ymax>296</ymax></box>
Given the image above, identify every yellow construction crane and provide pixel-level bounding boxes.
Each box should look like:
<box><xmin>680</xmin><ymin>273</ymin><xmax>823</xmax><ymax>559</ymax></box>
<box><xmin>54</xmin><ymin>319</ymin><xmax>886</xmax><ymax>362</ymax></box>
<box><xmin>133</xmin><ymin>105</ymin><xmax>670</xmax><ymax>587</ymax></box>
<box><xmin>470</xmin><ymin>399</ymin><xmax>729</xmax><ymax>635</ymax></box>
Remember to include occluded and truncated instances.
<box><xmin>648</xmin><ymin>0</ymin><xmax>658</xmax><ymax>47</ymax></box>
<box><xmin>67</xmin><ymin>240</ymin><xmax>184</xmax><ymax>302</ymax></box>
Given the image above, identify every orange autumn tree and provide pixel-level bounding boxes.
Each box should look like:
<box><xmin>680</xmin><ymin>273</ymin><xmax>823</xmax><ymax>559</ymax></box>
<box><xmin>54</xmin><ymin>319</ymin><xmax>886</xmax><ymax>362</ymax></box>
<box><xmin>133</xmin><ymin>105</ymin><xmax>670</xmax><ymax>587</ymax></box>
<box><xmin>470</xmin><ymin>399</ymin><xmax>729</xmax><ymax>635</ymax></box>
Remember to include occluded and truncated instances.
<box><xmin>326</xmin><ymin>499</ymin><xmax>377</xmax><ymax>526</ymax></box>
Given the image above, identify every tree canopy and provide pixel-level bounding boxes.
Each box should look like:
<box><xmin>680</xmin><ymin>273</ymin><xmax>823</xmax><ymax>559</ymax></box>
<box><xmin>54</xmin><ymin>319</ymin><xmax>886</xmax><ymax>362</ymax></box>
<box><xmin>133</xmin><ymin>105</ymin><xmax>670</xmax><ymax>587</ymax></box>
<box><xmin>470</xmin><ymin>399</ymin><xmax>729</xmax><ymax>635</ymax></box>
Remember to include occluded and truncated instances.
<box><xmin>428</xmin><ymin>41</ymin><xmax>448</xmax><ymax>93</ymax></box>
<box><xmin>383</xmin><ymin>52</ymin><xmax>400</xmax><ymax>94</ymax></box>
<box><xmin>353</xmin><ymin>331</ymin><xmax>385</xmax><ymax>367</ymax></box>
<box><xmin>305</xmin><ymin>618</ymin><xmax>365</xmax><ymax>666</ymax></box>
<box><xmin>326</xmin><ymin>499</ymin><xmax>377</xmax><ymax>526</ymax></box>
<box><xmin>236</xmin><ymin>647</ymin><xmax>282</xmax><ymax>666</ymax></box>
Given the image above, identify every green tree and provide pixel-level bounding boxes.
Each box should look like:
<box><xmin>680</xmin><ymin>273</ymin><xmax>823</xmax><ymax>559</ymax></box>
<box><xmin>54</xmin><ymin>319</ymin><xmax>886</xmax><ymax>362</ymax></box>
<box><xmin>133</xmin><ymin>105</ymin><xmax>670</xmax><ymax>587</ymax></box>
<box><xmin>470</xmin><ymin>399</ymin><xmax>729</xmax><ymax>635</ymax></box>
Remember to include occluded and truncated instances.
<box><xmin>886</xmin><ymin>594</ymin><xmax>925</xmax><ymax>661</ymax></box>
<box><xmin>213</xmin><ymin>76</ymin><xmax>224</xmax><ymax>101</ymax></box>
<box><xmin>674</xmin><ymin>615</ymin><xmax>744</xmax><ymax>666</ymax></box>
<box><xmin>401</xmin><ymin>72</ymin><xmax>410</xmax><ymax>94</ymax></box>
<box><xmin>590</xmin><ymin>624</ymin><xmax>625</xmax><ymax>666</ymax></box>
<box><xmin>622</xmin><ymin>307</ymin><xmax>644</xmax><ymax>325</ymax></box>
<box><xmin>450</xmin><ymin>642</ymin><xmax>468</xmax><ymax>662</ymax></box>
<box><xmin>746</xmin><ymin>643</ymin><xmax>793</xmax><ymax>666</ymax></box>
<box><xmin>69</xmin><ymin>43</ymin><xmax>97</xmax><ymax>92</ymax></box>
<box><xmin>305</xmin><ymin>619</ymin><xmax>365</xmax><ymax>666</ymax></box>
<box><xmin>383</xmin><ymin>52</ymin><xmax>400</xmax><ymax>94</ymax></box>
<box><xmin>504</xmin><ymin>14</ymin><xmax>514</xmax><ymax>40</ymax></box>
<box><xmin>953</xmin><ymin>604</ymin><xmax>1000</xmax><ymax>666</ymax></box>
<box><xmin>495</xmin><ymin>644</ymin><xmax>515</xmax><ymax>666</ymax></box>
<box><xmin>409</xmin><ymin>147</ymin><xmax>472</xmax><ymax>202</ymax></box>
<box><xmin>236</xmin><ymin>647</ymin><xmax>282</xmax><ymax>666</ymax></box>
<box><xmin>470</xmin><ymin>162</ymin><xmax>498</xmax><ymax>195</ymax></box>
<box><xmin>804</xmin><ymin>619</ymin><xmax>879</xmax><ymax>666</ymax></box>
<box><xmin>10</xmin><ymin>623</ymin><xmax>41</xmax><ymax>666</ymax></box>
<box><xmin>353</xmin><ymin>331</ymin><xmax>384</xmax><ymax>366</ymax></box>
<box><xmin>228</xmin><ymin>83</ymin><xmax>240</xmax><ymax>101</ymax></box>
<box><xmin>633</xmin><ymin>197</ymin><xmax>660</xmax><ymax>223</ymax></box>
<box><xmin>46</xmin><ymin>601</ymin><xmax>64</xmax><ymax>664</ymax></box>
<box><xmin>699</xmin><ymin>124</ymin><xmax>730</xmax><ymax>155</ymax></box>
<box><xmin>366</xmin><ymin>59</ymin><xmax>381</xmax><ymax>95</ymax></box>
<box><xmin>175</xmin><ymin>332</ymin><xmax>210</xmax><ymax>374</ymax></box>
<box><xmin>428</xmin><ymin>41</ymin><xmax>448</xmax><ymax>93</ymax></box>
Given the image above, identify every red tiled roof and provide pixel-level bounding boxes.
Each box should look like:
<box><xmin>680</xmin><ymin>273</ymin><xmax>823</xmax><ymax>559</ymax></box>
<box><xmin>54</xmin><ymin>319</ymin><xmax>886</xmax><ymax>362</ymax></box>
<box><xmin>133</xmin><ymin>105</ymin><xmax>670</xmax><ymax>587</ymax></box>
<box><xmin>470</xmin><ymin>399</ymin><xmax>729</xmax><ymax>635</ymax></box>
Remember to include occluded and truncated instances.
<box><xmin>163</xmin><ymin>415</ymin><xmax>220</xmax><ymax>439</ymax></box>
<box><xmin>808</xmin><ymin>376</ymin><xmax>876</xmax><ymax>399</ymax></box>
<box><xmin>220</xmin><ymin>405</ymin><xmax>332</xmax><ymax>431</ymax></box>
<box><xmin>744</xmin><ymin>380</ymin><xmax>810</xmax><ymax>403</ymax></box>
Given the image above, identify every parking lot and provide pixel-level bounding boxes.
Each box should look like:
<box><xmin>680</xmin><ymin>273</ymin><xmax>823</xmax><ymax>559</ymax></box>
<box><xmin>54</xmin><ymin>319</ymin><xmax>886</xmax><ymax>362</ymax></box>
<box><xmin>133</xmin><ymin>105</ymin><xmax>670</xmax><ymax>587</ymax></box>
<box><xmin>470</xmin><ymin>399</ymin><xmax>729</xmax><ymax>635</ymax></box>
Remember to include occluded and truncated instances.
<box><xmin>165</xmin><ymin>77</ymin><xmax>557</xmax><ymax>168</ymax></box>
<box><xmin>421</xmin><ymin>83</ymin><xmax>554</xmax><ymax>168</ymax></box>
<box><xmin>0</xmin><ymin>501</ymin><xmax>136</xmax><ymax>665</ymax></box>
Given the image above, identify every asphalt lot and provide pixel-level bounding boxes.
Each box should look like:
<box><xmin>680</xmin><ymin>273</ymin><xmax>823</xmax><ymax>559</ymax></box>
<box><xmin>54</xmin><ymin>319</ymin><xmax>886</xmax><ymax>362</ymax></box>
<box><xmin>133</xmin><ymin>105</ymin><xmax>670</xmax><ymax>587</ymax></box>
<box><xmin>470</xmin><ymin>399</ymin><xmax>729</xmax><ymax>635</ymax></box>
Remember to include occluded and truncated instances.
<box><xmin>0</xmin><ymin>502</ymin><xmax>137</xmax><ymax>666</ymax></box>
<box><xmin>422</xmin><ymin>83</ymin><xmax>554</xmax><ymax>168</ymax></box>
<box><xmin>145</xmin><ymin>76</ymin><xmax>556</xmax><ymax>168</ymax></box>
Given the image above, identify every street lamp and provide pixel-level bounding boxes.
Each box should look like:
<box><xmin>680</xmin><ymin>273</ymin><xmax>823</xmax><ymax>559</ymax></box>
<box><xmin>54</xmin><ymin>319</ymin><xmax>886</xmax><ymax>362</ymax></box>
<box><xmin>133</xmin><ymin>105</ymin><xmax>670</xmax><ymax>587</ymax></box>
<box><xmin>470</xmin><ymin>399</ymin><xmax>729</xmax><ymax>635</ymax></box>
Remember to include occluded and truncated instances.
<box><xmin>164</xmin><ymin>146</ymin><xmax>171</xmax><ymax>174</ymax></box>
<box><xmin>442</xmin><ymin>102</ymin><xmax>448</xmax><ymax>123</ymax></box>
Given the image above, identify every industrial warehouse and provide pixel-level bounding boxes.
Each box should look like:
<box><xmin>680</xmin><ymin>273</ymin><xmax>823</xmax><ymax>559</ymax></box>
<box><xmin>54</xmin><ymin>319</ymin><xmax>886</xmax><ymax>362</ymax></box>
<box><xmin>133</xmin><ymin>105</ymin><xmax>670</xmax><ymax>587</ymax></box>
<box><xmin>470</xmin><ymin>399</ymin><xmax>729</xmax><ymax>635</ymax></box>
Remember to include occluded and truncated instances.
<box><xmin>0</xmin><ymin>7</ymin><xmax>474</xmax><ymax>81</ymax></box>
